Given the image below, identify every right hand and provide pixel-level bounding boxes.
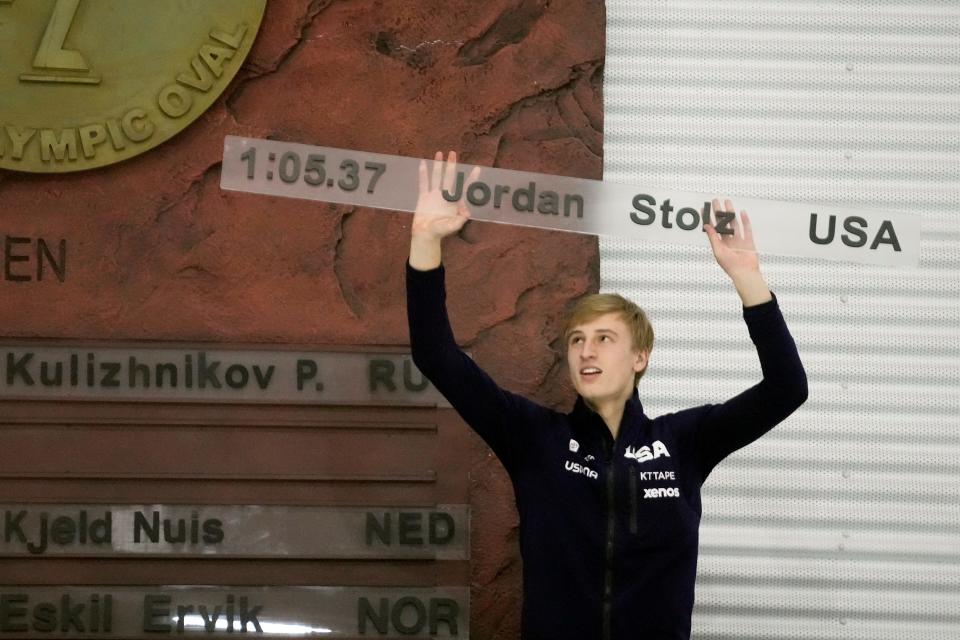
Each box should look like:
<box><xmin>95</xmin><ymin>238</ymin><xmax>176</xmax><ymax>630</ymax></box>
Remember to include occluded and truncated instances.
<box><xmin>411</xmin><ymin>151</ymin><xmax>479</xmax><ymax>240</ymax></box>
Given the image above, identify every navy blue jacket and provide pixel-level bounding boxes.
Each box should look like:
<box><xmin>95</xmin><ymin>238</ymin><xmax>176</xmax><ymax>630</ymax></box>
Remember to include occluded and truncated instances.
<box><xmin>407</xmin><ymin>262</ymin><xmax>808</xmax><ymax>640</ymax></box>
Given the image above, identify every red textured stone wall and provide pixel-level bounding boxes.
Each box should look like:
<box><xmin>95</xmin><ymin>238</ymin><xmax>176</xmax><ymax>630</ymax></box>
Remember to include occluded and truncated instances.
<box><xmin>0</xmin><ymin>1</ymin><xmax>604</xmax><ymax>637</ymax></box>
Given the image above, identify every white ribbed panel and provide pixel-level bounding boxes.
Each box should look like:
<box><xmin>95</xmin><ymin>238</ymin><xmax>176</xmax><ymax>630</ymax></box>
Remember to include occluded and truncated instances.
<box><xmin>603</xmin><ymin>1</ymin><xmax>959</xmax><ymax>637</ymax></box>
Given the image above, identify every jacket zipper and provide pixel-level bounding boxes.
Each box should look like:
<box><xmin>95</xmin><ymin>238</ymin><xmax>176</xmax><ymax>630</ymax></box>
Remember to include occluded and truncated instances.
<box><xmin>602</xmin><ymin>439</ymin><xmax>615</xmax><ymax>640</ymax></box>
<box><xmin>629</xmin><ymin>466</ymin><xmax>638</xmax><ymax>535</ymax></box>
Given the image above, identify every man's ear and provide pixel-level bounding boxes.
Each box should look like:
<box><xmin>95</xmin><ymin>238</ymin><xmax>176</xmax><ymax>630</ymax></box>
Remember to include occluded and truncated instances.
<box><xmin>634</xmin><ymin>350</ymin><xmax>649</xmax><ymax>373</ymax></box>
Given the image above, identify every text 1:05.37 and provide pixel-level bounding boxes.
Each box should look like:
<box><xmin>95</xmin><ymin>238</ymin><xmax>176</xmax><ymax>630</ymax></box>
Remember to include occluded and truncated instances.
<box><xmin>240</xmin><ymin>148</ymin><xmax>387</xmax><ymax>194</ymax></box>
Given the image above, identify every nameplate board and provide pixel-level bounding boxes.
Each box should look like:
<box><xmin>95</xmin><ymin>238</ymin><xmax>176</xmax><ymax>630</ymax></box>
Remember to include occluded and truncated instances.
<box><xmin>220</xmin><ymin>136</ymin><xmax>921</xmax><ymax>267</ymax></box>
<box><xmin>0</xmin><ymin>587</ymin><xmax>469</xmax><ymax>638</ymax></box>
<box><xmin>0</xmin><ymin>345</ymin><xmax>448</xmax><ymax>406</ymax></box>
<box><xmin>0</xmin><ymin>505</ymin><xmax>468</xmax><ymax>559</ymax></box>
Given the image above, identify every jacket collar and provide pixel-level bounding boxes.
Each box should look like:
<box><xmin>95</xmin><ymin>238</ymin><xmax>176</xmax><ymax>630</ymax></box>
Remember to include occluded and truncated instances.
<box><xmin>571</xmin><ymin>388</ymin><xmax>647</xmax><ymax>443</ymax></box>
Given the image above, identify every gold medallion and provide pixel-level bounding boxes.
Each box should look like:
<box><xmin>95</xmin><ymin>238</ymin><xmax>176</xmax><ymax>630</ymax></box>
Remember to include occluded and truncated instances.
<box><xmin>0</xmin><ymin>0</ymin><xmax>266</xmax><ymax>173</ymax></box>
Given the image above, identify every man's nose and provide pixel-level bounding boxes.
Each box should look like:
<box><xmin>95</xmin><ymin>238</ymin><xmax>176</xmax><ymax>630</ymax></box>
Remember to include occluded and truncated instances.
<box><xmin>581</xmin><ymin>339</ymin><xmax>596</xmax><ymax>358</ymax></box>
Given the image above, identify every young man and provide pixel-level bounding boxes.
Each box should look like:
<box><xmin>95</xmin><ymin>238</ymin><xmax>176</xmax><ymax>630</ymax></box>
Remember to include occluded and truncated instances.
<box><xmin>406</xmin><ymin>152</ymin><xmax>808</xmax><ymax>640</ymax></box>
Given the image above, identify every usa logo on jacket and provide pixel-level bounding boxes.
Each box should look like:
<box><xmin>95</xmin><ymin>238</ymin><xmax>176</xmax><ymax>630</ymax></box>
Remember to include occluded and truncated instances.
<box><xmin>624</xmin><ymin>440</ymin><xmax>670</xmax><ymax>464</ymax></box>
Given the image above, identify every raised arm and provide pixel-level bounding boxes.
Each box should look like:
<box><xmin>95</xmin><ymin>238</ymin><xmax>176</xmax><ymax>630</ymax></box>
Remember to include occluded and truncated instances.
<box><xmin>694</xmin><ymin>199</ymin><xmax>808</xmax><ymax>479</ymax></box>
<box><xmin>407</xmin><ymin>152</ymin><xmax>541</xmax><ymax>472</ymax></box>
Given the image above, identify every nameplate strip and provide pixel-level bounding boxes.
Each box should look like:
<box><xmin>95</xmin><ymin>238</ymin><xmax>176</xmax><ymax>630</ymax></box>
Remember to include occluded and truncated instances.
<box><xmin>0</xmin><ymin>586</ymin><xmax>469</xmax><ymax>638</ymax></box>
<box><xmin>220</xmin><ymin>136</ymin><xmax>920</xmax><ymax>267</ymax></box>
<box><xmin>0</xmin><ymin>504</ymin><xmax>469</xmax><ymax>559</ymax></box>
<box><xmin>0</xmin><ymin>345</ymin><xmax>447</xmax><ymax>406</ymax></box>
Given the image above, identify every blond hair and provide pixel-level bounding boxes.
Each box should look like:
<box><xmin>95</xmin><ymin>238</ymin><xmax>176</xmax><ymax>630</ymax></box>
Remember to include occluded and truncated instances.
<box><xmin>563</xmin><ymin>293</ymin><xmax>654</xmax><ymax>385</ymax></box>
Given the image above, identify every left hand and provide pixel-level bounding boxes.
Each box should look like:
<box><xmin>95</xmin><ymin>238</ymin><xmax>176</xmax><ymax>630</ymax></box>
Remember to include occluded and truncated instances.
<box><xmin>705</xmin><ymin>198</ymin><xmax>760</xmax><ymax>278</ymax></box>
<box><xmin>705</xmin><ymin>198</ymin><xmax>771</xmax><ymax>306</ymax></box>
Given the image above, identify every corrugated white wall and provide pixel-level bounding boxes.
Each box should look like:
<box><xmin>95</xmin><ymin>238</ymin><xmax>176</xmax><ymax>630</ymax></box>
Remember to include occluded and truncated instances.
<box><xmin>602</xmin><ymin>1</ymin><xmax>959</xmax><ymax>637</ymax></box>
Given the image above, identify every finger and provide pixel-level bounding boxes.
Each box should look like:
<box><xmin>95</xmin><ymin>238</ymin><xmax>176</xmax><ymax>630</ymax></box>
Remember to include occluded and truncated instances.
<box><xmin>723</xmin><ymin>198</ymin><xmax>737</xmax><ymax>231</ymax></box>
<box><xmin>711</xmin><ymin>198</ymin><xmax>724</xmax><ymax>230</ymax></box>
<box><xmin>724</xmin><ymin>198</ymin><xmax>743</xmax><ymax>238</ymax></box>
<box><xmin>741</xmin><ymin>210</ymin><xmax>753</xmax><ymax>240</ymax></box>
<box><xmin>704</xmin><ymin>220</ymin><xmax>723</xmax><ymax>255</ymax></box>
<box><xmin>431</xmin><ymin>150</ymin><xmax>443</xmax><ymax>192</ymax></box>
<box><xmin>740</xmin><ymin>210</ymin><xmax>757</xmax><ymax>250</ymax></box>
<box><xmin>457</xmin><ymin>165</ymin><xmax>483</xmax><ymax>217</ymax></box>
<box><xmin>418</xmin><ymin>160</ymin><xmax>428</xmax><ymax>193</ymax></box>
<box><xmin>443</xmin><ymin>150</ymin><xmax>458</xmax><ymax>193</ymax></box>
